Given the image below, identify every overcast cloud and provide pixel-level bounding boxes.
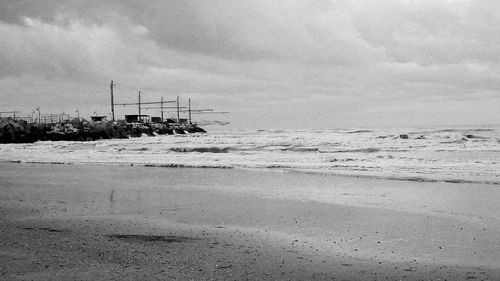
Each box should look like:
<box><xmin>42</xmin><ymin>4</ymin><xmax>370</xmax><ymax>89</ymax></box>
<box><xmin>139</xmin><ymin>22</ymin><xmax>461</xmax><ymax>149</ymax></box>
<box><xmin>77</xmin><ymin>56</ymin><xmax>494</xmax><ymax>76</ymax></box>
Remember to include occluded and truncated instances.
<box><xmin>1</xmin><ymin>0</ymin><xmax>499</xmax><ymax>129</ymax></box>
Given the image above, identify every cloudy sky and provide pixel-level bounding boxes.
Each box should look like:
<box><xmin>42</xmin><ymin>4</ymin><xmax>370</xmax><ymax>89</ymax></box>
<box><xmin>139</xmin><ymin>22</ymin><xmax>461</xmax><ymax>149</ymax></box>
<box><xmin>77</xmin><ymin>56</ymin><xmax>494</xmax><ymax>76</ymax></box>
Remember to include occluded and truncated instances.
<box><xmin>1</xmin><ymin>0</ymin><xmax>499</xmax><ymax>129</ymax></box>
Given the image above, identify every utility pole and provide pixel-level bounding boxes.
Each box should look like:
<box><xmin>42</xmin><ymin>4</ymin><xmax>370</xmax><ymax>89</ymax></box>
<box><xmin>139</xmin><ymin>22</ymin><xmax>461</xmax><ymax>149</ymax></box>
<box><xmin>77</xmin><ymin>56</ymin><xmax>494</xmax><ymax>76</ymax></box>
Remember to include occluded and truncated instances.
<box><xmin>110</xmin><ymin>80</ymin><xmax>115</xmax><ymax>121</ymax></box>
<box><xmin>188</xmin><ymin>98</ymin><xmax>192</xmax><ymax>124</ymax></box>
<box><xmin>161</xmin><ymin>97</ymin><xmax>164</xmax><ymax>122</ymax></box>
<box><xmin>138</xmin><ymin>91</ymin><xmax>141</xmax><ymax>122</ymax></box>
<box><xmin>176</xmin><ymin>96</ymin><xmax>180</xmax><ymax>124</ymax></box>
<box><xmin>37</xmin><ymin>107</ymin><xmax>40</xmax><ymax>124</ymax></box>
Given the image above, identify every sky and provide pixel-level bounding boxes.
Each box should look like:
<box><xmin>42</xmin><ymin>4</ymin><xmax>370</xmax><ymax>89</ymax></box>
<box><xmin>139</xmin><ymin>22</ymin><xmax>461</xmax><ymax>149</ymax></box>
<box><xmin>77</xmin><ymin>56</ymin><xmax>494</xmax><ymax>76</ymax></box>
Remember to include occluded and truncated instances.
<box><xmin>1</xmin><ymin>0</ymin><xmax>499</xmax><ymax>130</ymax></box>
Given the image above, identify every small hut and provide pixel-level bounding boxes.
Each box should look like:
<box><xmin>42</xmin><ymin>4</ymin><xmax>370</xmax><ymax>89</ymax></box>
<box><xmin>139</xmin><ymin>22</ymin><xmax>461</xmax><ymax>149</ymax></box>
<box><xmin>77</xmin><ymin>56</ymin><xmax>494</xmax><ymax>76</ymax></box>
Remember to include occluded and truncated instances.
<box><xmin>91</xmin><ymin>116</ymin><xmax>107</xmax><ymax>122</ymax></box>
<box><xmin>125</xmin><ymin>115</ymin><xmax>150</xmax><ymax>123</ymax></box>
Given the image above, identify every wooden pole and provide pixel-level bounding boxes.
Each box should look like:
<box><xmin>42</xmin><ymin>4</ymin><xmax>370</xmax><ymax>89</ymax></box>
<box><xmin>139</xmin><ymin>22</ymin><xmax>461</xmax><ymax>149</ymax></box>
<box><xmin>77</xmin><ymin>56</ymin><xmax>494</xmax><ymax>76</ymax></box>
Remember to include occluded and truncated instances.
<box><xmin>188</xmin><ymin>98</ymin><xmax>192</xmax><ymax>124</ymax></box>
<box><xmin>138</xmin><ymin>91</ymin><xmax>142</xmax><ymax>122</ymax></box>
<box><xmin>161</xmin><ymin>97</ymin><xmax>164</xmax><ymax>122</ymax></box>
<box><xmin>176</xmin><ymin>96</ymin><xmax>180</xmax><ymax>124</ymax></box>
<box><xmin>110</xmin><ymin>80</ymin><xmax>115</xmax><ymax>121</ymax></box>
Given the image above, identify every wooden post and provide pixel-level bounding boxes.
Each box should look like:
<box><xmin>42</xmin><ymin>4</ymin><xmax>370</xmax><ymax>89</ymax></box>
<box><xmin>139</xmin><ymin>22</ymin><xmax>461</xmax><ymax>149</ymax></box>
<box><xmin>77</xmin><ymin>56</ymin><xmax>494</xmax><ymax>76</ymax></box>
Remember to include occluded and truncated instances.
<box><xmin>161</xmin><ymin>97</ymin><xmax>164</xmax><ymax>122</ymax></box>
<box><xmin>138</xmin><ymin>91</ymin><xmax>141</xmax><ymax>122</ymax></box>
<box><xmin>188</xmin><ymin>98</ymin><xmax>192</xmax><ymax>124</ymax></box>
<box><xmin>110</xmin><ymin>80</ymin><xmax>115</xmax><ymax>121</ymax></box>
<box><xmin>176</xmin><ymin>96</ymin><xmax>180</xmax><ymax>124</ymax></box>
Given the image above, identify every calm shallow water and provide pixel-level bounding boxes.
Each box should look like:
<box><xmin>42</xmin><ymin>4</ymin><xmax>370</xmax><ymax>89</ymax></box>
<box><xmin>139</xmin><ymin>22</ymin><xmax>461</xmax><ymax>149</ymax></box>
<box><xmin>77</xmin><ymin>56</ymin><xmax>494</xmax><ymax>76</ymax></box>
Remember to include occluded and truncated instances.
<box><xmin>1</xmin><ymin>126</ymin><xmax>500</xmax><ymax>184</ymax></box>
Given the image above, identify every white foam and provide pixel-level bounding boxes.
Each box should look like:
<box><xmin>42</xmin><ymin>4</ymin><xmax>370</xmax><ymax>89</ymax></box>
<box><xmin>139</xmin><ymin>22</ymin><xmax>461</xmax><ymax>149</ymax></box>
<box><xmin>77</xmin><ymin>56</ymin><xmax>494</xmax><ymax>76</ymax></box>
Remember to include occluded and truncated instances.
<box><xmin>1</xmin><ymin>126</ymin><xmax>499</xmax><ymax>184</ymax></box>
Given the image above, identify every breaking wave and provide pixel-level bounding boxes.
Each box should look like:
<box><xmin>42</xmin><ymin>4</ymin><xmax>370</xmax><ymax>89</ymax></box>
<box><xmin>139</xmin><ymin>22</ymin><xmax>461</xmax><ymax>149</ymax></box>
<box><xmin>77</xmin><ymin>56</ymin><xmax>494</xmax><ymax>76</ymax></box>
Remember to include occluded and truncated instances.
<box><xmin>328</xmin><ymin>148</ymin><xmax>381</xmax><ymax>153</ymax></box>
<box><xmin>169</xmin><ymin>147</ymin><xmax>231</xmax><ymax>153</ymax></box>
<box><xmin>463</xmin><ymin>134</ymin><xmax>489</xmax><ymax>140</ymax></box>
<box><xmin>1</xmin><ymin>125</ymin><xmax>499</xmax><ymax>185</ymax></box>
<box><xmin>345</xmin><ymin>129</ymin><xmax>374</xmax><ymax>134</ymax></box>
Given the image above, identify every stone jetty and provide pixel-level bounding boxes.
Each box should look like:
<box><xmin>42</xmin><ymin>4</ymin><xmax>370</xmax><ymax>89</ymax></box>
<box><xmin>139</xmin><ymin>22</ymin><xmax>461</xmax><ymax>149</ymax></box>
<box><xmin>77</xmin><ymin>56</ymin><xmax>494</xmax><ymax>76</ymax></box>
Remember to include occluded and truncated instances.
<box><xmin>0</xmin><ymin>118</ymin><xmax>206</xmax><ymax>144</ymax></box>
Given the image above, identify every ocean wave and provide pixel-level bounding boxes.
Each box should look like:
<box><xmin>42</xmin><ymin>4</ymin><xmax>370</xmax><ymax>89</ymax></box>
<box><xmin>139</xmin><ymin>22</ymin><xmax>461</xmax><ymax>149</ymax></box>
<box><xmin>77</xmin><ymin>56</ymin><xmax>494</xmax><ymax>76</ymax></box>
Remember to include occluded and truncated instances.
<box><xmin>430</xmin><ymin>129</ymin><xmax>462</xmax><ymax>133</ymax></box>
<box><xmin>256</xmin><ymin>129</ymin><xmax>289</xmax><ymax>133</ymax></box>
<box><xmin>232</xmin><ymin>144</ymin><xmax>319</xmax><ymax>153</ymax></box>
<box><xmin>325</xmin><ymin>148</ymin><xmax>381</xmax><ymax>153</ymax></box>
<box><xmin>466</xmin><ymin>128</ymin><xmax>494</xmax><ymax>132</ymax></box>
<box><xmin>169</xmin><ymin>147</ymin><xmax>231</xmax><ymax>153</ymax></box>
<box><xmin>409</xmin><ymin>128</ymin><xmax>497</xmax><ymax>136</ymax></box>
<box><xmin>2</xmin><ymin>127</ymin><xmax>499</xmax><ymax>186</ymax></box>
<box><xmin>463</xmin><ymin>134</ymin><xmax>489</xmax><ymax>140</ymax></box>
<box><xmin>376</xmin><ymin>135</ymin><xmax>396</xmax><ymax>139</ymax></box>
<box><xmin>142</xmin><ymin>163</ymin><xmax>233</xmax><ymax>169</ymax></box>
<box><xmin>345</xmin><ymin>129</ymin><xmax>374</xmax><ymax>134</ymax></box>
<box><xmin>280</xmin><ymin>146</ymin><xmax>319</xmax><ymax>152</ymax></box>
<box><xmin>282</xmin><ymin>168</ymin><xmax>500</xmax><ymax>186</ymax></box>
<box><xmin>20</xmin><ymin>161</ymin><xmax>234</xmax><ymax>169</ymax></box>
<box><xmin>125</xmin><ymin>147</ymin><xmax>150</xmax><ymax>151</ymax></box>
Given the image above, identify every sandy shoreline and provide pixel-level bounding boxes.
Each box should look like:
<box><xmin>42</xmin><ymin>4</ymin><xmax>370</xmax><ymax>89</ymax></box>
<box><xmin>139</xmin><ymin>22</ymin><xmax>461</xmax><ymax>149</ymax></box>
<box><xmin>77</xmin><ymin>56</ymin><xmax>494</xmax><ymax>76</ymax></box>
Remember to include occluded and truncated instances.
<box><xmin>1</xmin><ymin>162</ymin><xmax>499</xmax><ymax>280</ymax></box>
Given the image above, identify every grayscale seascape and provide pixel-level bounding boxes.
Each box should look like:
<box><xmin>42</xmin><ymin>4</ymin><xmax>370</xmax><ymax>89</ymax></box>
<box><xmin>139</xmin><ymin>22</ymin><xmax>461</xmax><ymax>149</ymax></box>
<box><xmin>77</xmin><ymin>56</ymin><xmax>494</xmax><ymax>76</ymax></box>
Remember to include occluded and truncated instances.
<box><xmin>1</xmin><ymin>1</ymin><xmax>500</xmax><ymax>280</ymax></box>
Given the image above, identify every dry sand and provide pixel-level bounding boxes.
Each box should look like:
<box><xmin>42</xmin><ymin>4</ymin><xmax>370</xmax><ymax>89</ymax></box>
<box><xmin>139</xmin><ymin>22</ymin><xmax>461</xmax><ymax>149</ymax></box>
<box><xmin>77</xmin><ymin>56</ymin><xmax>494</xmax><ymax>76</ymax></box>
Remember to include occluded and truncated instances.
<box><xmin>0</xmin><ymin>162</ymin><xmax>499</xmax><ymax>280</ymax></box>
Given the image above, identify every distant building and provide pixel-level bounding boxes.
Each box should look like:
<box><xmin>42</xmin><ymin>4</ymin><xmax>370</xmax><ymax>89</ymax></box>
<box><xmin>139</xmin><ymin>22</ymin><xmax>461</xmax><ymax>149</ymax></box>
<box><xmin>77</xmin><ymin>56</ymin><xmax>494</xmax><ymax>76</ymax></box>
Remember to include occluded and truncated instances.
<box><xmin>91</xmin><ymin>116</ymin><xmax>107</xmax><ymax>122</ymax></box>
<box><xmin>125</xmin><ymin>115</ymin><xmax>150</xmax><ymax>123</ymax></box>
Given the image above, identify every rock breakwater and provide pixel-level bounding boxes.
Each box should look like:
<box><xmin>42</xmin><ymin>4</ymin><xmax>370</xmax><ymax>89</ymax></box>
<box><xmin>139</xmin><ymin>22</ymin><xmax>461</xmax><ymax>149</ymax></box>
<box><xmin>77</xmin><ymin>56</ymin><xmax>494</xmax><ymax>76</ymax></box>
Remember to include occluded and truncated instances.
<box><xmin>0</xmin><ymin>118</ymin><xmax>206</xmax><ymax>143</ymax></box>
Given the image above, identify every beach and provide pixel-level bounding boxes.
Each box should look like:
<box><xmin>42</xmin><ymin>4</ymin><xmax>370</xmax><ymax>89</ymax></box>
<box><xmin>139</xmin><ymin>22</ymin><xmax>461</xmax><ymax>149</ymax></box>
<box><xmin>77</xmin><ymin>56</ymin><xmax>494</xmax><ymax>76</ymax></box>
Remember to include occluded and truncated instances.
<box><xmin>2</xmin><ymin>0</ymin><xmax>500</xmax><ymax>279</ymax></box>
<box><xmin>1</xmin><ymin>162</ymin><xmax>499</xmax><ymax>280</ymax></box>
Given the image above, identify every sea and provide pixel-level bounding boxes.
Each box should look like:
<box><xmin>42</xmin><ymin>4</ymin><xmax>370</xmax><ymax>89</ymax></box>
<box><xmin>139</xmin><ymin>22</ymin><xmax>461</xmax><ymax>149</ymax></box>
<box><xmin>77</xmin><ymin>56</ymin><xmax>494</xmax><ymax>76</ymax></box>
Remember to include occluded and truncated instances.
<box><xmin>1</xmin><ymin>125</ymin><xmax>500</xmax><ymax>185</ymax></box>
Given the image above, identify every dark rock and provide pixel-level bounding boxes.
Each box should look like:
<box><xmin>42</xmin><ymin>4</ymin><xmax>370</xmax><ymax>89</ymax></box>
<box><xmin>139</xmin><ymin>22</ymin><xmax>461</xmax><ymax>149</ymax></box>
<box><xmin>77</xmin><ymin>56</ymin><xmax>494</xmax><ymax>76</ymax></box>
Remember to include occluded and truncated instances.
<box><xmin>174</xmin><ymin>128</ymin><xmax>186</xmax><ymax>134</ymax></box>
<box><xmin>0</xmin><ymin>118</ymin><xmax>208</xmax><ymax>143</ymax></box>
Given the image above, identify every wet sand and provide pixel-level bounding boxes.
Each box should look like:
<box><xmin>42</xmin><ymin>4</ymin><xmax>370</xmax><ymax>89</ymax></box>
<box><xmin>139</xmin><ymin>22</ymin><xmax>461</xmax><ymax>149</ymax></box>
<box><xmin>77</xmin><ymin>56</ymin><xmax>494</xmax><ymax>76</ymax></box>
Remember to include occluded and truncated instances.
<box><xmin>1</xmin><ymin>162</ymin><xmax>499</xmax><ymax>280</ymax></box>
